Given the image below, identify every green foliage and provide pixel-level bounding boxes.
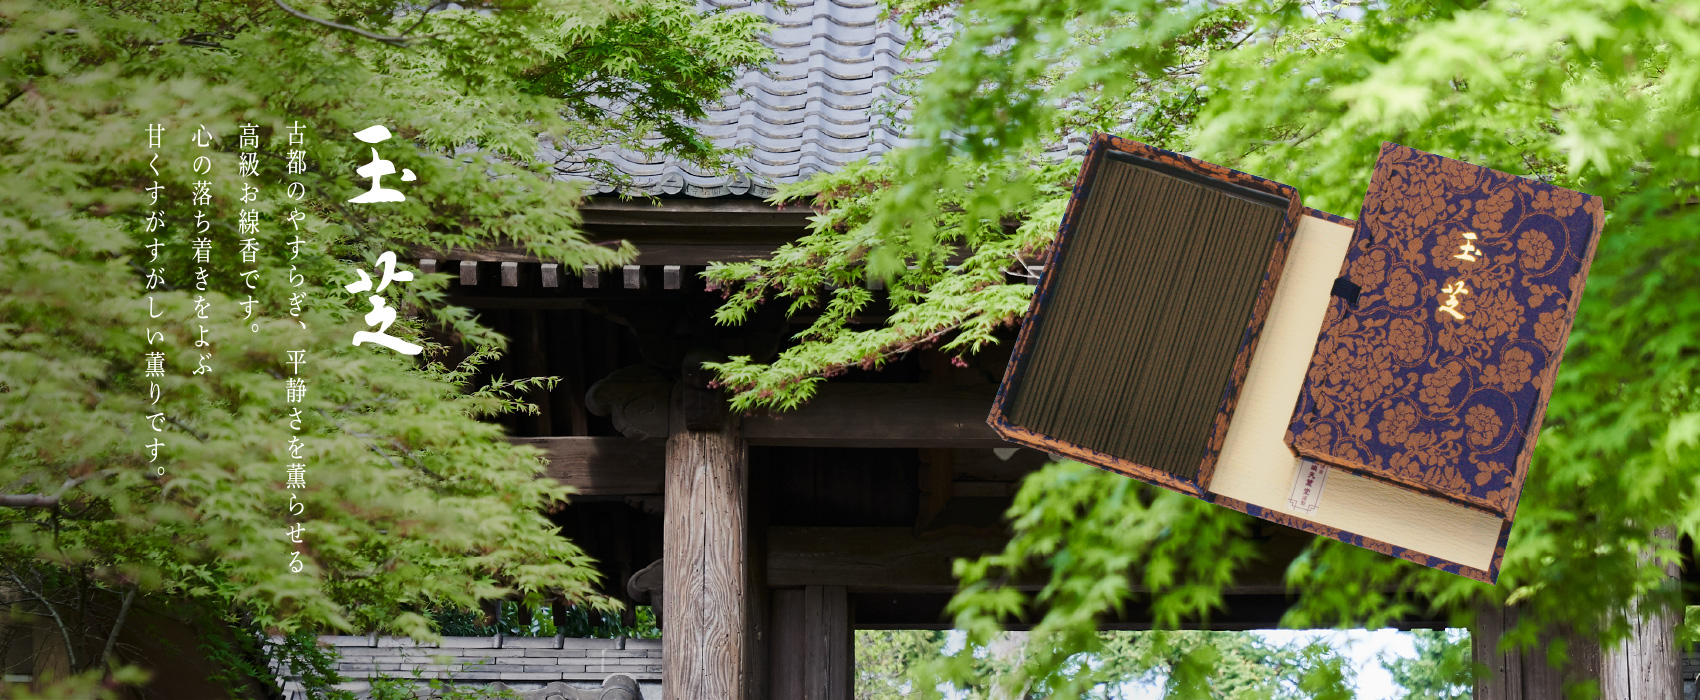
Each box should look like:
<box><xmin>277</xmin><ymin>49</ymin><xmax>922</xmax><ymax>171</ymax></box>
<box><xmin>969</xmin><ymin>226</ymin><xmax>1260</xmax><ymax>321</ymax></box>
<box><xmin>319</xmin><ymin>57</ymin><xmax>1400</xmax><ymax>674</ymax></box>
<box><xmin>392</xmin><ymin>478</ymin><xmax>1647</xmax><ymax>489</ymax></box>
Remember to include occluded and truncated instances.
<box><xmin>704</xmin><ymin>155</ymin><xmax>1075</xmax><ymax>410</ymax></box>
<box><xmin>431</xmin><ymin>602</ymin><xmax>659</xmax><ymax>639</ymax></box>
<box><xmin>708</xmin><ymin>0</ymin><xmax>1700</xmax><ymax>695</ymax></box>
<box><xmin>0</xmin><ymin>0</ymin><xmax>765</xmax><ymax>687</ymax></box>
<box><xmin>548</xmin><ymin>603</ymin><xmax>660</xmax><ymax>639</ymax></box>
<box><xmin>905</xmin><ymin>461</ymin><xmax>1265</xmax><ymax>697</ymax></box>
<box><xmin>1096</xmin><ymin>632</ymin><xmax>1356</xmax><ymax>700</ymax></box>
<box><xmin>857</xmin><ymin>629</ymin><xmax>948</xmax><ymax>699</ymax></box>
<box><xmin>265</xmin><ymin>631</ymin><xmax>357</xmax><ymax>700</ymax></box>
<box><xmin>1382</xmin><ymin>629</ymin><xmax>1471</xmax><ymax>700</ymax></box>
<box><xmin>702</xmin><ymin>3</ymin><xmax>1243</xmax><ymax>409</ymax></box>
<box><xmin>368</xmin><ymin>666</ymin><xmax>522</xmax><ymax>700</ymax></box>
<box><xmin>858</xmin><ymin>628</ymin><xmax>1361</xmax><ymax>699</ymax></box>
<box><xmin>3</xmin><ymin>665</ymin><xmax>150</xmax><ymax>700</ymax></box>
<box><xmin>516</xmin><ymin>0</ymin><xmax>772</xmax><ymax>187</ymax></box>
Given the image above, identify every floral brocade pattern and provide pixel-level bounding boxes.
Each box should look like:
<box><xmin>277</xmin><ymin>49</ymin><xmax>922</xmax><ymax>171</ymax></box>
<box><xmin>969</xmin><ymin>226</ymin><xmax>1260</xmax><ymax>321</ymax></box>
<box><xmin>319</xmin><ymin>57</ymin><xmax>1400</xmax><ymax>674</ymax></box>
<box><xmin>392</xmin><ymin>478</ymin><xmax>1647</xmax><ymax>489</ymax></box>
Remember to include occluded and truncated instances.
<box><xmin>1285</xmin><ymin>143</ymin><xmax>1604</xmax><ymax>516</ymax></box>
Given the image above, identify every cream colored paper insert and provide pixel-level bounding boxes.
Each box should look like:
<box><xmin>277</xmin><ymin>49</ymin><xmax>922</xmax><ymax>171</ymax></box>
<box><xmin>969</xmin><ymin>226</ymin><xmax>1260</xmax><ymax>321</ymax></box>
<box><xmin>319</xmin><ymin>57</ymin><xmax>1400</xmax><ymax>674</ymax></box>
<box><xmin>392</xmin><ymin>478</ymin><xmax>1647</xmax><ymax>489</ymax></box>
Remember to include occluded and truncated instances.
<box><xmin>1210</xmin><ymin>214</ymin><xmax>1502</xmax><ymax>571</ymax></box>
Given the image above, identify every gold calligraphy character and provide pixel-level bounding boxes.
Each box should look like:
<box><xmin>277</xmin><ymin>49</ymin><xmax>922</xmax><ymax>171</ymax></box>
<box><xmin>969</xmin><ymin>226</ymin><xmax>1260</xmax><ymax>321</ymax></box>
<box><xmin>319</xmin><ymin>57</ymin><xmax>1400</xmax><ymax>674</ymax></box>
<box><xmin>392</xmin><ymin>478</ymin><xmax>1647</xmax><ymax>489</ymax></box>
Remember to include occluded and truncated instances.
<box><xmin>1454</xmin><ymin>232</ymin><xmax>1481</xmax><ymax>262</ymax></box>
<box><xmin>1438</xmin><ymin>280</ymin><xmax>1469</xmax><ymax>320</ymax></box>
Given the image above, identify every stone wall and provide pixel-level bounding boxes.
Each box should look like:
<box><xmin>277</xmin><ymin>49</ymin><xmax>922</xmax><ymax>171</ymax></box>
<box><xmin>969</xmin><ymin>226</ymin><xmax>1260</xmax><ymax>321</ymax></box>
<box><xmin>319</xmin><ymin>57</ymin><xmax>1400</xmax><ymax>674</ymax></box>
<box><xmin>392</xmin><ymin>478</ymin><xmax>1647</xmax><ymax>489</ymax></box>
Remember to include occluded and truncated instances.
<box><xmin>278</xmin><ymin>635</ymin><xmax>662</xmax><ymax>700</ymax></box>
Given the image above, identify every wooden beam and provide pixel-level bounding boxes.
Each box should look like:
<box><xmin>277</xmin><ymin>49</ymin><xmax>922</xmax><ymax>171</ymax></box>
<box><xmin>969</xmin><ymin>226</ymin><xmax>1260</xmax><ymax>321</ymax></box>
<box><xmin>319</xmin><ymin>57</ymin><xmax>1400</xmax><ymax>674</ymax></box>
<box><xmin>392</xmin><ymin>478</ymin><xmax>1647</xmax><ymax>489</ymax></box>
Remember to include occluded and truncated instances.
<box><xmin>767</xmin><ymin>527</ymin><xmax>1009</xmax><ymax>593</ymax></box>
<box><xmin>415</xmin><ymin>243</ymin><xmax>787</xmax><ymax>268</ymax></box>
<box><xmin>442</xmin><ymin>296</ymin><xmax>598</xmax><ymax>311</ymax></box>
<box><xmin>846</xmin><ymin>590</ymin><xmax>1426</xmax><ymax>631</ymax></box>
<box><xmin>744</xmin><ymin>385</ymin><xmax>1011</xmax><ymax>448</ymax></box>
<box><xmin>767</xmin><ymin>526</ymin><xmax>1299</xmax><ymax>595</ymax></box>
<box><xmin>663</xmin><ymin>390</ymin><xmax>747</xmax><ymax>700</ymax></box>
<box><xmin>916</xmin><ymin>449</ymin><xmax>953</xmax><ymax>532</ymax></box>
<box><xmin>511</xmin><ymin>436</ymin><xmax>664</xmax><ymax>495</ymax></box>
<box><xmin>533</xmin><ymin>383</ymin><xmax>1013</xmax><ymax>449</ymax></box>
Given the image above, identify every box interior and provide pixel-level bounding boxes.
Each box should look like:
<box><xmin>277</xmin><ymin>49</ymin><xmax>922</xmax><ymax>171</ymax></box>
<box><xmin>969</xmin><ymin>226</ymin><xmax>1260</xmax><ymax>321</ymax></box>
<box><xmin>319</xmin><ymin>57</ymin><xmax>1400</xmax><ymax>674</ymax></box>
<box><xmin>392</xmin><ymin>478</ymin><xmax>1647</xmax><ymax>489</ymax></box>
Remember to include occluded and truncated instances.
<box><xmin>1002</xmin><ymin>152</ymin><xmax>1290</xmax><ymax>480</ymax></box>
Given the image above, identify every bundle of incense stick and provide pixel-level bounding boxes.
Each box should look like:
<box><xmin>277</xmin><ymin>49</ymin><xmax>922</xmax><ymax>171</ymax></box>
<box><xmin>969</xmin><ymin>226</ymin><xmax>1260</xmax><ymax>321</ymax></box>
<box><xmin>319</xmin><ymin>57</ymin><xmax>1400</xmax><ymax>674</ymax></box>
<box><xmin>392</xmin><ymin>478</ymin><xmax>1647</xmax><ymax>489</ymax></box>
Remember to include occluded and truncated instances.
<box><xmin>1001</xmin><ymin>152</ymin><xmax>1288</xmax><ymax>480</ymax></box>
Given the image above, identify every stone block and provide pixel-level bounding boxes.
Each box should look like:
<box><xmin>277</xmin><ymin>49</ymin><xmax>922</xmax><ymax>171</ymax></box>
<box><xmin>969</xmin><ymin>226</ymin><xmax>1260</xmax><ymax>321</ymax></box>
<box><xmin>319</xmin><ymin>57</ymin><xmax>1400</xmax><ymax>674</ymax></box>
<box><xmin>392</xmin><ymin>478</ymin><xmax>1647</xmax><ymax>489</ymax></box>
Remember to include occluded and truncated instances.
<box><xmin>498</xmin><ymin>672</ymin><xmax>564</xmax><ymax>681</ymax></box>
<box><xmin>503</xmin><ymin>637</ymin><xmax>561</xmax><ymax>649</ymax></box>
<box><xmin>377</xmin><ymin>637</ymin><xmax>438</xmax><ymax>648</ymax></box>
<box><xmin>560</xmin><ymin>637</ymin><xmax>620</xmax><ymax>650</ymax></box>
<box><xmin>439</xmin><ymin>636</ymin><xmax>500</xmax><ymax>649</ymax></box>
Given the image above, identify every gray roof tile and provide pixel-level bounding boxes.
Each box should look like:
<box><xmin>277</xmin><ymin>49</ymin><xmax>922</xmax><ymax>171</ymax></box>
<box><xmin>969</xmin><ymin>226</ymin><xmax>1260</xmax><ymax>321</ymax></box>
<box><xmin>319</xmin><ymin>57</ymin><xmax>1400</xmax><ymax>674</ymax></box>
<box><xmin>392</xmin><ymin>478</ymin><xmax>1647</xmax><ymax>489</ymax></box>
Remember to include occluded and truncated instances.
<box><xmin>566</xmin><ymin>0</ymin><xmax>922</xmax><ymax>198</ymax></box>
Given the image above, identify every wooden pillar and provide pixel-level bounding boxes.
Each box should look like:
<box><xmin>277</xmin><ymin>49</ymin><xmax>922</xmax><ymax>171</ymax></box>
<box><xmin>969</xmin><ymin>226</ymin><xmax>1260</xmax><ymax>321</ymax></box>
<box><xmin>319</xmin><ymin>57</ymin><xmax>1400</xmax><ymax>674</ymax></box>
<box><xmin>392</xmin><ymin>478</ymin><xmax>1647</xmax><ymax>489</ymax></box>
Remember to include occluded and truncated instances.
<box><xmin>1600</xmin><ymin>610</ymin><xmax>1682</xmax><ymax>699</ymax></box>
<box><xmin>1600</xmin><ymin>527</ymin><xmax>1682</xmax><ymax>700</ymax></box>
<box><xmin>520</xmin><ymin>310</ymin><xmax>553</xmax><ymax>436</ymax></box>
<box><xmin>804</xmin><ymin>585</ymin><xmax>852</xmax><ymax>700</ymax></box>
<box><xmin>663</xmin><ymin>383</ymin><xmax>748</xmax><ymax>700</ymax></box>
<box><xmin>1476</xmin><ymin>526</ymin><xmax>1682</xmax><ymax>700</ymax></box>
<box><xmin>746</xmin><ymin>459</ymin><xmax>771</xmax><ymax>700</ymax></box>
<box><xmin>1472</xmin><ymin>599</ymin><xmax>1601</xmax><ymax>699</ymax></box>
<box><xmin>1472</xmin><ymin>599</ymin><xmax>1520</xmax><ymax>699</ymax></box>
<box><xmin>769</xmin><ymin>585</ymin><xmax>853</xmax><ymax>700</ymax></box>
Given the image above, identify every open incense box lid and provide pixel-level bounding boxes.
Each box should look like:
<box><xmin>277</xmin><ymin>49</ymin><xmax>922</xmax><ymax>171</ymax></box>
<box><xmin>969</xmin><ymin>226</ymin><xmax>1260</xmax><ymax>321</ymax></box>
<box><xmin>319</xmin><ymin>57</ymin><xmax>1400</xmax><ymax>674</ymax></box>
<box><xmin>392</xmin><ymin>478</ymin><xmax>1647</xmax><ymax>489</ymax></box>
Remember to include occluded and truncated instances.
<box><xmin>1284</xmin><ymin>143</ymin><xmax>1606</xmax><ymax>520</ymax></box>
<box><xmin>990</xmin><ymin>136</ymin><xmax>1604</xmax><ymax>582</ymax></box>
<box><xmin>988</xmin><ymin>134</ymin><xmax>1306</xmax><ymax>496</ymax></box>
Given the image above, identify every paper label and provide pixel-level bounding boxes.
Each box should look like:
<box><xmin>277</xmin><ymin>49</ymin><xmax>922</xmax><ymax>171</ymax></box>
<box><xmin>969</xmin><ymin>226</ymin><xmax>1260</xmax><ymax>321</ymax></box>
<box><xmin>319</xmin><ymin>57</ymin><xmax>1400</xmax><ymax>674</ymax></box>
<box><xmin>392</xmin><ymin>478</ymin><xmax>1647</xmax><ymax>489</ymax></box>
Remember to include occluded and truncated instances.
<box><xmin>1287</xmin><ymin>459</ymin><xmax>1329</xmax><ymax>513</ymax></box>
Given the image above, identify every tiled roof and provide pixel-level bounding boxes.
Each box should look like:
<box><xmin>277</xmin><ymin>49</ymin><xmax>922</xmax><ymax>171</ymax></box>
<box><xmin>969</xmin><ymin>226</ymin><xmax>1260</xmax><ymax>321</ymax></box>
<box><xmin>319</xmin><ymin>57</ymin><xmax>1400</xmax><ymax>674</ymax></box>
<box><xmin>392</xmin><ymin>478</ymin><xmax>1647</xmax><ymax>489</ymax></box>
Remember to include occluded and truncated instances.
<box><xmin>566</xmin><ymin>0</ymin><xmax>920</xmax><ymax>198</ymax></box>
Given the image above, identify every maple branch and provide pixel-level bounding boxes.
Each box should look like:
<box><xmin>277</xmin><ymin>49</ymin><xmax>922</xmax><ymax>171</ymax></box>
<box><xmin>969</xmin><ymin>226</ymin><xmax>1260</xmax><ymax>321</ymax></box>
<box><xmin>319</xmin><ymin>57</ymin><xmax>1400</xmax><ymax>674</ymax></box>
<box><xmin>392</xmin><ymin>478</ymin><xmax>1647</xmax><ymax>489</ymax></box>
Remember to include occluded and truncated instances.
<box><xmin>272</xmin><ymin>0</ymin><xmax>420</xmax><ymax>46</ymax></box>
<box><xmin>97</xmin><ymin>584</ymin><xmax>138</xmax><ymax>670</ymax></box>
<box><xmin>0</xmin><ymin>469</ymin><xmax>120</xmax><ymax>508</ymax></box>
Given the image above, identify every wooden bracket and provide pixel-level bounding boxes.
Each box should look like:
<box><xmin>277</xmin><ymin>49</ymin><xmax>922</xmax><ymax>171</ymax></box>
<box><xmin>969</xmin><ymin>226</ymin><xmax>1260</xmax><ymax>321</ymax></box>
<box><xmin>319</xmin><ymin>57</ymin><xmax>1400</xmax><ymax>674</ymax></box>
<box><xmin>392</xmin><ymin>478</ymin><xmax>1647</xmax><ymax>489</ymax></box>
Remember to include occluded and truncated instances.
<box><xmin>625</xmin><ymin>558</ymin><xmax>664</xmax><ymax>623</ymax></box>
<box><xmin>584</xmin><ymin>366</ymin><xmax>671</xmax><ymax>440</ymax></box>
<box><xmin>682</xmin><ymin>348</ymin><xmax>729</xmax><ymax>431</ymax></box>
